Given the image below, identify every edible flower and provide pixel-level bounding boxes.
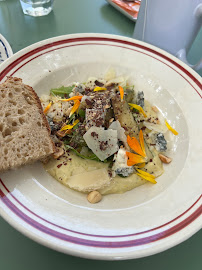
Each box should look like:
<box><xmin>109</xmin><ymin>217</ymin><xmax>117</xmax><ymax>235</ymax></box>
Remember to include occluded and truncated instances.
<box><xmin>165</xmin><ymin>120</ymin><xmax>178</xmax><ymax>135</ymax></box>
<box><xmin>60</xmin><ymin>119</ymin><xmax>80</xmax><ymax>131</ymax></box>
<box><xmin>43</xmin><ymin>102</ymin><xmax>52</xmax><ymax>114</ymax></box>
<box><xmin>126</xmin><ymin>152</ymin><xmax>145</xmax><ymax>166</ymax></box>
<box><xmin>128</xmin><ymin>103</ymin><xmax>147</xmax><ymax>118</ymax></box>
<box><xmin>136</xmin><ymin>169</ymin><xmax>157</xmax><ymax>184</ymax></box>
<box><xmin>126</xmin><ymin>130</ymin><xmax>147</xmax><ymax>166</ymax></box>
<box><xmin>69</xmin><ymin>100</ymin><xmax>80</xmax><ymax>117</ymax></box>
<box><xmin>93</xmin><ymin>87</ymin><xmax>107</xmax><ymax>92</ymax></box>
<box><xmin>59</xmin><ymin>96</ymin><xmax>83</xmax><ymax>102</ymax></box>
<box><xmin>127</xmin><ymin>130</ymin><xmax>146</xmax><ymax>157</ymax></box>
<box><xmin>136</xmin><ymin>163</ymin><xmax>146</xmax><ymax>168</ymax></box>
<box><xmin>118</xmin><ymin>85</ymin><xmax>124</xmax><ymax>100</ymax></box>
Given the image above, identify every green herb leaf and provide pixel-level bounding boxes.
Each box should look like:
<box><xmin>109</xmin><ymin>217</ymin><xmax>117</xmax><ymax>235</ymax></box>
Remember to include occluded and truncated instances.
<box><xmin>72</xmin><ymin>122</ymin><xmax>80</xmax><ymax>130</ymax></box>
<box><xmin>78</xmin><ymin>109</ymin><xmax>85</xmax><ymax>118</ymax></box>
<box><xmin>50</xmin><ymin>85</ymin><xmax>75</xmax><ymax>97</ymax></box>
<box><xmin>65</xmin><ymin>145</ymin><xmax>103</xmax><ymax>162</ymax></box>
<box><xmin>123</xmin><ymin>85</ymin><xmax>135</xmax><ymax>91</ymax></box>
<box><xmin>68</xmin><ymin>113</ymin><xmax>75</xmax><ymax>123</ymax></box>
<box><xmin>132</xmin><ymin>108</ymin><xmax>139</xmax><ymax>114</ymax></box>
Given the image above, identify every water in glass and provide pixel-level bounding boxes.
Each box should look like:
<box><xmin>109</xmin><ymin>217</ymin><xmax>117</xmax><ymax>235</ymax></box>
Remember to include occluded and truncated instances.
<box><xmin>20</xmin><ymin>0</ymin><xmax>54</xmax><ymax>17</ymax></box>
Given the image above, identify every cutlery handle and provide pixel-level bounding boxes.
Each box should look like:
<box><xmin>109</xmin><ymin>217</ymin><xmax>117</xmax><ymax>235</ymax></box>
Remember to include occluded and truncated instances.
<box><xmin>176</xmin><ymin>4</ymin><xmax>202</xmax><ymax>71</ymax></box>
<box><xmin>133</xmin><ymin>0</ymin><xmax>202</xmax><ymax>71</ymax></box>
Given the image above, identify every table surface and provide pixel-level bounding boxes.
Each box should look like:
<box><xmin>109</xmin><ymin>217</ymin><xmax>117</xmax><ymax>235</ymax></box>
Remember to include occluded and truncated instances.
<box><xmin>0</xmin><ymin>0</ymin><xmax>201</xmax><ymax>269</ymax></box>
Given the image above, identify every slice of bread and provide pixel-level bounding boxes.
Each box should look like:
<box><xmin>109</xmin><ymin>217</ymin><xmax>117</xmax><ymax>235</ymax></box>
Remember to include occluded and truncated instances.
<box><xmin>0</xmin><ymin>77</ymin><xmax>55</xmax><ymax>172</ymax></box>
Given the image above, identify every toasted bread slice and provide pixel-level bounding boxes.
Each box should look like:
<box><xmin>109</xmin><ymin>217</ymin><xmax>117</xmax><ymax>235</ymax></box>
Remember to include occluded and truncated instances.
<box><xmin>0</xmin><ymin>77</ymin><xmax>55</xmax><ymax>172</ymax></box>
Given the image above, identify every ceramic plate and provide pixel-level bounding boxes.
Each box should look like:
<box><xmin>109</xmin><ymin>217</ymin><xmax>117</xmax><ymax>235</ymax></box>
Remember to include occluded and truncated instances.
<box><xmin>106</xmin><ymin>0</ymin><xmax>141</xmax><ymax>21</ymax></box>
<box><xmin>0</xmin><ymin>34</ymin><xmax>201</xmax><ymax>260</ymax></box>
<box><xmin>0</xmin><ymin>34</ymin><xmax>13</xmax><ymax>64</ymax></box>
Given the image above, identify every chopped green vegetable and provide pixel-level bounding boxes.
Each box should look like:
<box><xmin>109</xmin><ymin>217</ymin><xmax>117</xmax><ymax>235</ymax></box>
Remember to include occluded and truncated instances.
<box><xmin>50</xmin><ymin>85</ymin><xmax>75</xmax><ymax>97</ymax></box>
<box><xmin>132</xmin><ymin>107</ymin><xmax>139</xmax><ymax>114</ymax></box>
<box><xmin>64</xmin><ymin>132</ymin><xmax>86</xmax><ymax>149</ymax></box>
<box><xmin>112</xmin><ymin>95</ymin><xmax>139</xmax><ymax>138</ymax></box>
<box><xmin>65</xmin><ymin>145</ymin><xmax>106</xmax><ymax>162</ymax></box>
<box><xmin>123</xmin><ymin>85</ymin><xmax>134</xmax><ymax>91</ymax></box>
<box><xmin>124</xmin><ymin>86</ymin><xmax>135</xmax><ymax>103</ymax></box>
<box><xmin>72</xmin><ymin>121</ymin><xmax>80</xmax><ymax>130</ymax></box>
<box><xmin>78</xmin><ymin>109</ymin><xmax>85</xmax><ymax>118</ymax></box>
<box><xmin>68</xmin><ymin>113</ymin><xmax>76</xmax><ymax>123</ymax></box>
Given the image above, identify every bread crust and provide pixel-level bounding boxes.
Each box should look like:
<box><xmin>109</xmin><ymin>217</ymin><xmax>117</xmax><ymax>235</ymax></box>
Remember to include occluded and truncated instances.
<box><xmin>0</xmin><ymin>77</ymin><xmax>55</xmax><ymax>172</ymax></box>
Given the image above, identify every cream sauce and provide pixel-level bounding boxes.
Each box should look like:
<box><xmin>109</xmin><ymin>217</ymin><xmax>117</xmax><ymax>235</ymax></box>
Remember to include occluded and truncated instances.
<box><xmin>44</xmin><ymin>99</ymin><xmax>164</xmax><ymax>195</ymax></box>
<box><xmin>44</xmin><ymin>149</ymin><xmax>163</xmax><ymax>194</ymax></box>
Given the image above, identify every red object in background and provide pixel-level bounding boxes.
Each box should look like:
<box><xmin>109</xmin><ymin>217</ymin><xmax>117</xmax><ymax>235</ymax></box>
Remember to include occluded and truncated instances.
<box><xmin>111</xmin><ymin>0</ymin><xmax>141</xmax><ymax>19</ymax></box>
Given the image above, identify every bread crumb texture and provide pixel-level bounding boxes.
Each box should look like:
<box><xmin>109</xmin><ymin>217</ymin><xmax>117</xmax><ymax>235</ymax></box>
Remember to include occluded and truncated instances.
<box><xmin>0</xmin><ymin>77</ymin><xmax>55</xmax><ymax>172</ymax></box>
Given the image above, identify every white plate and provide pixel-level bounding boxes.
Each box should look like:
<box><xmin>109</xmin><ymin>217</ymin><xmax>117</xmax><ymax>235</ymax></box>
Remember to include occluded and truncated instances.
<box><xmin>0</xmin><ymin>33</ymin><xmax>13</xmax><ymax>64</ymax></box>
<box><xmin>0</xmin><ymin>34</ymin><xmax>201</xmax><ymax>260</ymax></box>
<box><xmin>106</xmin><ymin>0</ymin><xmax>140</xmax><ymax>21</ymax></box>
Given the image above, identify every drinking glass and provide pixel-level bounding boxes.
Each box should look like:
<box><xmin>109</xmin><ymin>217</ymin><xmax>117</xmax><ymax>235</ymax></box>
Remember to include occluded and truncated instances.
<box><xmin>19</xmin><ymin>0</ymin><xmax>54</xmax><ymax>17</ymax></box>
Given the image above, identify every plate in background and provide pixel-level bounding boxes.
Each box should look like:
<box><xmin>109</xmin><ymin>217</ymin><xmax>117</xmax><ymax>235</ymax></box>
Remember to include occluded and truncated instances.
<box><xmin>0</xmin><ymin>33</ymin><xmax>201</xmax><ymax>260</ymax></box>
<box><xmin>106</xmin><ymin>0</ymin><xmax>141</xmax><ymax>21</ymax></box>
<box><xmin>0</xmin><ymin>33</ymin><xmax>13</xmax><ymax>64</ymax></box>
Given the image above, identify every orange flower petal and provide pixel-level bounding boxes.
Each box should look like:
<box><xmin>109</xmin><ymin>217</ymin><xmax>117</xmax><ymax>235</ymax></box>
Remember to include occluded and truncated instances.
<box><xmin>43</xmin><ymin>102</ymin><xmax>52</xmax><ymax>114</ymax></box>
<box><xmin>136</xmin><ymin>173</ymin><xmax>157</xmax><ymax>184</ymax></box>
<box><xmin>126</xmin><ymin>151</ymin><xmax>145</xmax><ymax>166</ymax></box>
<box><xmin>69</xmin><ymin>100</ymin><xmax>80</xmax><ymax>117</ymax></box>
<box><xmin>127</xmin><ymin>135</ymin><xmax>146</xmax><ymax>157</ymax></box>
<box><xmin>139</xmin><ymin>130</ymin><xmax>146</xmax><ymax>157</ymax></box>
<box><xmin>118</xmin><ymin>85</ymin><xmax>124</xmax><ymax>100</ymax></box>
<box><xmin>59</xmin><ymin>96</ymin><xmax>83</xmax><ymax>102</ymax></box>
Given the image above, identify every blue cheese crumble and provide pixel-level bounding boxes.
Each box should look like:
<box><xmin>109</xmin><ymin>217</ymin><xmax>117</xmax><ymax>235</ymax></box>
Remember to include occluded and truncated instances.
<box><xmin>112</xmin><ymin>148</ymin><xmax>134</xmax><ymax>177</ymax></box>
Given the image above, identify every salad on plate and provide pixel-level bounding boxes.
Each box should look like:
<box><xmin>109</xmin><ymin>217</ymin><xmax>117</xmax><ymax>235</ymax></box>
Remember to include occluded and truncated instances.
<box><xmin>40</xmin><ymin>70</ymin><xmax>178</xmax><ymax>204</ymax></box>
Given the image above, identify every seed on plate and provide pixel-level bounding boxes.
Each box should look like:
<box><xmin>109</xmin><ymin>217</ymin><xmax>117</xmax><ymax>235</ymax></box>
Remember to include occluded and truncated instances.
<box><xmin>56</xmin><ymin>128</ymin><xmax>71</xmax><ymax>138</ymax></box>
<box><xmin>52</xmin><ymin>147</ymin><xmax>64</xmax><ymax>159</ymax></box>
<box><xmin>152</xmin><ymin>106</ymin><xmax>159</xmax><ymax>112</ymax></box>
<box><xmin>104</xmin><ymin>104</ymin><xmax>111</xmax><ymax>109</ymax></box>
<box><xmin>87</xmin><ymin>191</ymin><xmax>102</xmax><ymax>204</ymax></box>
<box><xmin>158</xmin><ymin>154</ymin><xmax>172</xmax><ymax>164</ymax></box>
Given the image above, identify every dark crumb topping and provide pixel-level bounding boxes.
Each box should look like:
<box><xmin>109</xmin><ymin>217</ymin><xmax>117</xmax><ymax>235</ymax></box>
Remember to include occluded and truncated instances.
<box><xmin>91</xmin><ymin>132</ymin><xmax>98</xmax><ymax>138</ymax></box>
<box><xmin>57</xmin><ymin>164</ymin><xmax>62</xmax><ymax>168</ymax></box>
<box><xmin>108</xmin><ymin>170</ymin><xmax>112</xmax><ymax>178</ymax></box>
<box><xmin>85</xmin><ymin>98</ymin><xmax>93</xmax><ymax>106</ymax></box>
<box><xmin>95</xmin><ymin>80</ymin><xmax>104</xmax><ymax>87</ymax></box>
<box><xmin>99</xmin><ymin>141</ymin><xmax>108</xmax><ymax>151</ymax></box>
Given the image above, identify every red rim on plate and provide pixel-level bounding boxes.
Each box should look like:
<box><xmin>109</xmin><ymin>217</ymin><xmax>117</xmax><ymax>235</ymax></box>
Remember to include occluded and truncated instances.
<box><xmin>0</xmin><ymin>35</ymin><xmax>201</xmax><ymax>258</ymax></box>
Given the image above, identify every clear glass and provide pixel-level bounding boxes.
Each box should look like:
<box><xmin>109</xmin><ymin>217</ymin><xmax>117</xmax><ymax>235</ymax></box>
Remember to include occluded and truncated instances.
<box><xmin>19</xmin><ymin>0</ymin><xmax>54</xmax><ymax>17</ymax></box>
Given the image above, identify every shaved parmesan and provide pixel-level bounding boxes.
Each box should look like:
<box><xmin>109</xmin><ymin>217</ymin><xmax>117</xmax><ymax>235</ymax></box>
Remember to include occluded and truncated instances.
<box><xmin>67</xmin><ymin>168</ymin><xmax>110</xmax><ymax>192</ymax></box>
<box><xmin>143</xmin><ymin>121</ymin><xmax>167</xmax><ymax>133</ymax></box>
<box><xmin>81</xmin><ymin>95</ymin><xmax>92</xmax><ymax>104</ymax></box>
<box><xmin>83</xmin><ymin>126</ymin><xmax>119</xmax><ymax>161</ymax></box>
<box><xmin>85</xmin><ymin>77</ymin><xmax>107</xmax><ymax>89</ymax></box>
<box><xmin>109</xmin><ymin>120</ymin><xmax>128</xmax><ymax>149</ymax></box>
<box><xmin>104</xmin><ymin>67</ymin><xmax>116</xmax><ymax>81</ymax></box>
<box><xmin>105</xmin><ymin>76</ymin><xmax>126</xmax><ymax>87</ymax></box>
